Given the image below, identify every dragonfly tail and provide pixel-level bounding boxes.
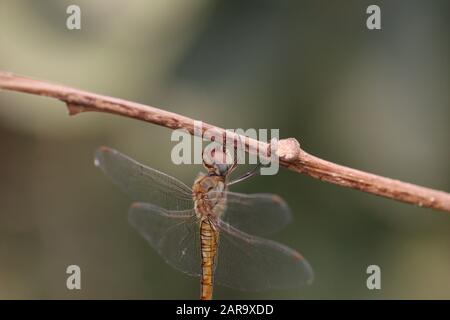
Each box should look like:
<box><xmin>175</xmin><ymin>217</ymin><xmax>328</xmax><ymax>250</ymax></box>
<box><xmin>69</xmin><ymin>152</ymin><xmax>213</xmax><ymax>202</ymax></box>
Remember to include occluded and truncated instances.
<box><xmin>200</xmin><ymin>220</ymin><xmax>218</xmax><ymax>300</ymax></box>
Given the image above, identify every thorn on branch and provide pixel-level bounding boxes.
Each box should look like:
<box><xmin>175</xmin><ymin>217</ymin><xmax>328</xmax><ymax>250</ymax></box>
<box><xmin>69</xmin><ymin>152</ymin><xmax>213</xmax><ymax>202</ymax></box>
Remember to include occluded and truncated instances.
<box><xmin>66</xmin><ymin>102</ymin><xmax>96</xmax><ymax>115</ymax></box>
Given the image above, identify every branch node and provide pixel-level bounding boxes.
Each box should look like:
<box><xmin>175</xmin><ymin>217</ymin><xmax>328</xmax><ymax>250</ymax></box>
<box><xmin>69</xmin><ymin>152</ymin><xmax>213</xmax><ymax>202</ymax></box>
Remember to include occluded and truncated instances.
<box><xmin>276</xmin><ymin>138</ymin><xmax>301</xmax><ymax>162</ymax></box>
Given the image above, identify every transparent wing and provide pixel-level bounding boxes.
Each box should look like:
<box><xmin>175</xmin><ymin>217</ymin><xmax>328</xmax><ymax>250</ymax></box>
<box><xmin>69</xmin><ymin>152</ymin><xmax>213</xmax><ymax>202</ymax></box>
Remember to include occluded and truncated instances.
<box><xmin>95</xmin><ymin>146</ymin><xmax>193</xmax><ymax>210</ymax></box>
<box><xmin>209</xmin><ymin>191</ymin><xmax>292</xmax><ymax>236</ymax></box>
<box><xmin>214</xmin><ymin>220</ymin><xmax>313</xmax><ymax>291</ymax></box>
<box><xmin>128</xmin><ymin>202</ymin><xmax>201</xmax><ymax>277</ymax></box>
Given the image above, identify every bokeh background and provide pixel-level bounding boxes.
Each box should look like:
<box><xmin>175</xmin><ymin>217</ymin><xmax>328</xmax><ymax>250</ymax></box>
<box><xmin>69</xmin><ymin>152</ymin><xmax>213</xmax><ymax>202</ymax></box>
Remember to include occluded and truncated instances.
<box><xmin>0</xmin><ymin>0</ymin><xmax>449</xmax><ymax>299</ymax></box>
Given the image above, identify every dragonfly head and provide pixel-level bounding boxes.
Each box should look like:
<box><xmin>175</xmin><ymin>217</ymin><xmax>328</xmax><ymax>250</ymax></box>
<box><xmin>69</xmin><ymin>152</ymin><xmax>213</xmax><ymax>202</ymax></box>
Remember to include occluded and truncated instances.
<box><xmin>202</xmin><ymin>147</ymin><xmax>236</xmax><ymax>177</ymax></box>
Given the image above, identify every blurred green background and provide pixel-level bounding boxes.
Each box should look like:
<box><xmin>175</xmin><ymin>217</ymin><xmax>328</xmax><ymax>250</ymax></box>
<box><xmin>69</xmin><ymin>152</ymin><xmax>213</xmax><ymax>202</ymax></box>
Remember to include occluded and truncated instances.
<box><xmin>0</xmin><ymin>0</ymin><xmax>449</xmax><ymax>299</ymax></box>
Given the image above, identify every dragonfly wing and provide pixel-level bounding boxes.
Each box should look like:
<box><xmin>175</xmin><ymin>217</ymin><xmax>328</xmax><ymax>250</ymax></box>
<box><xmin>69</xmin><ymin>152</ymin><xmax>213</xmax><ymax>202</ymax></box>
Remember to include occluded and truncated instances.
<box><xmin>214</xmin><ymin>220</ymin><xmax>313</xmax><ymax>291</ymax></box>
<box><xmin>209</xmin><ymin>191</ymin><xmax>292</xmax><ymax>236</ymax></box>
<box><xmin>95</xmin><ymin>147</ymin><xmax>193</xmax><ymax>210</ymax></box>
<box><xmin>129</xmin><ymin>202</ymin><xmax>201</xmax><ymax>277</ymax></box>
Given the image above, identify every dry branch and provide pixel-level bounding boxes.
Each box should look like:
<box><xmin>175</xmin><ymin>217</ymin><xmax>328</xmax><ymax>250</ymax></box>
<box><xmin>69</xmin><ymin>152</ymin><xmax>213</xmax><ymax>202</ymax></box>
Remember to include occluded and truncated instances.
<box><xmin>1</xmin><ymin>71</ymin><xmax>449</xmax><ymax>212</ymax></box>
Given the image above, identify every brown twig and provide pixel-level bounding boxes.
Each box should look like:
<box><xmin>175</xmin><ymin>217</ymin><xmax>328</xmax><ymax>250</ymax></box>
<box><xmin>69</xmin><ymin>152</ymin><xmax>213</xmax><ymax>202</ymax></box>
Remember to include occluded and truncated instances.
<box><xmin>1</xmin><ymin>71</ymin><xmax>449</xmax><ymax>212</ymax></box>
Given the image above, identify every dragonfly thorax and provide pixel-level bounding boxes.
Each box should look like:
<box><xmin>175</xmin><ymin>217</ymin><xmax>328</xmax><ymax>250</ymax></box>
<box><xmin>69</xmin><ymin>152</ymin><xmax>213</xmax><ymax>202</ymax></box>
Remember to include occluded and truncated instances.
<box><xmin>192</xmin><ymin>173</ymin><xmax>227</xmax><ymax>220</ymax></box>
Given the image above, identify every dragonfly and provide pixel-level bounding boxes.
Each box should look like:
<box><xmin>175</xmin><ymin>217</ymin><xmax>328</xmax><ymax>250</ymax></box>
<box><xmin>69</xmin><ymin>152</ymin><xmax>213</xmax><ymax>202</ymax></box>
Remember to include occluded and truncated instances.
<box><xmin>95</xmin><ymin>146</ymin><xmax>313</xmax><ymax>300</ymax></box>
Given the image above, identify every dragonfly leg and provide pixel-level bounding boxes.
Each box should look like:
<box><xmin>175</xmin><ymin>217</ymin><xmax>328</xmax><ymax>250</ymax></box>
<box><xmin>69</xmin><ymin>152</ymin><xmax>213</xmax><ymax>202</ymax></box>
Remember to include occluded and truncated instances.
<box><xmin>228</xmin><ymin>162</ymin><xmax>262</xmax><ymax>186</ymax></box>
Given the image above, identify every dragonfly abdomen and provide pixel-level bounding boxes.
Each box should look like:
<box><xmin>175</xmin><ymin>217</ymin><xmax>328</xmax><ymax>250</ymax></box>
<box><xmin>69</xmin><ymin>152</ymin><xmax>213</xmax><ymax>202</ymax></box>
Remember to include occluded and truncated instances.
<box><xmin>200</xmin><ymin>219</ymin><xmax>219</xmax><ymax>300</ymax></box>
